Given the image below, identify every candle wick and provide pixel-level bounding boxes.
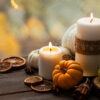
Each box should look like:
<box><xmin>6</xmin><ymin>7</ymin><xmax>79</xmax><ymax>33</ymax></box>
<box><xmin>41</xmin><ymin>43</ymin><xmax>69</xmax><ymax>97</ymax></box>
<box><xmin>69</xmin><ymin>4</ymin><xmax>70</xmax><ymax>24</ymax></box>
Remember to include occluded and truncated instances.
<box><xmin>90</xmin><ymin>18</ymin><xmax>93</xmax><ymax>23</ymax></box>
<box><xmin>50</xmin><ymin>48</ymin><xmax>52</xmax><ymax>52</ymax></box>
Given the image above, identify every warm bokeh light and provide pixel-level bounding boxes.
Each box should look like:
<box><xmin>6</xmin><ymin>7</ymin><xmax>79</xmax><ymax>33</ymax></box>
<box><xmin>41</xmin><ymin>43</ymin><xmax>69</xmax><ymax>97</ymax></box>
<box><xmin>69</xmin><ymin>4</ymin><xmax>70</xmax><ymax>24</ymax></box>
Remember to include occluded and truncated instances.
<box><xmin>11</xmin><ymin>0</ymin><xmax>19</xmax><ymax>9</ymax></box>
<box><xmin>0</xmin><ymin>0</ymin><xmax>99</xmax><ymax>57</ymax></box>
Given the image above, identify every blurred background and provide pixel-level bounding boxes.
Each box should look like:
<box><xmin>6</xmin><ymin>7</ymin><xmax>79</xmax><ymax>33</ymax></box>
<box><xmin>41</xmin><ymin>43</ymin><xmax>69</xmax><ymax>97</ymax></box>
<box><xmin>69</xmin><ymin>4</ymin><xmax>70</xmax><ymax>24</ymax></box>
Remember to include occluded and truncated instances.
<box><xmin>0</xmin><ymin>0</ymin><xmax>99</xmax><ymax>57</ymax></box>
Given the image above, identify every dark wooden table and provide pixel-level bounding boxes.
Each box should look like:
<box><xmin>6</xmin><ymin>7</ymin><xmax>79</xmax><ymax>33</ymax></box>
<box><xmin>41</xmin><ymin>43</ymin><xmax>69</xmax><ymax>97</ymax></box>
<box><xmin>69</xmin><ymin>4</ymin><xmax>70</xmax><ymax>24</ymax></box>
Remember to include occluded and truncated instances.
<box><xmin>0</xmin><ymin>68</ymin><xmax>99</xmax><ymax>100</ymax></box>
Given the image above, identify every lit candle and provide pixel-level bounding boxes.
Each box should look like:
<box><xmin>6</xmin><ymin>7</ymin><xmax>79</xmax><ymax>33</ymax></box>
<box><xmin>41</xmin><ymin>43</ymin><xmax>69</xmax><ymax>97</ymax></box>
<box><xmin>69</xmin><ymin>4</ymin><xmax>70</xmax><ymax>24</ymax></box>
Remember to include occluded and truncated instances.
<box><xmin>38</xmin><ymin>42</ymin><xmax>62</xmax><ymax>80</ymax></box>
<box><xmin>75</xmin><ymin>13</ymin><xmax>100</xmax><ymax>76</ymax></box>
<box><xmin>7</xmin><ymin>0</ymin><xmax>25</xmax><ymax>26</ymax></box>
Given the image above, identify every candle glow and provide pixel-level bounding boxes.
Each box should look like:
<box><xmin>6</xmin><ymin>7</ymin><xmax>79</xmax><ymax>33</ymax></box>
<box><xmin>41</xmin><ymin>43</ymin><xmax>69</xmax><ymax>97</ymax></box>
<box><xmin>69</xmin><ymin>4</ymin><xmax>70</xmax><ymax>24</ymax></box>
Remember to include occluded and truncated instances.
<box><xmin>49</xmin><ymin>42</ymin><xmax>52</xmax><ymax>52</ymax></box>
<box><xmin>90</xmin><ymin>13</ymin><xmax>93</xmax><ymax>23</ymax></box>
<box><xmin>11</xmin><ymin>0</ymin><xmax>19</xmax><ymax>9</ymax></box>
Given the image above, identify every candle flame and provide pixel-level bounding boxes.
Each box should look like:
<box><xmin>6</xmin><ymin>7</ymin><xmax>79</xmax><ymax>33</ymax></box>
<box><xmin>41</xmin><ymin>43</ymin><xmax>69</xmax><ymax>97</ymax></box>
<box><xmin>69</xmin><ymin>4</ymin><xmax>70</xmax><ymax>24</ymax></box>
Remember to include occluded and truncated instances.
<box><xmin>49</xmin><ymin>42</ymin><xmax>52</xmax><ymax>51</ymax></box>
<box><xmin>90</xmin><ymin>12</ymin><xmax>93</xmax><ymax>23</ymax></box>
<box><xmin>11</xmin><ymin>0</ymin><xmax>19</xmax><ymax>9</ymax></box>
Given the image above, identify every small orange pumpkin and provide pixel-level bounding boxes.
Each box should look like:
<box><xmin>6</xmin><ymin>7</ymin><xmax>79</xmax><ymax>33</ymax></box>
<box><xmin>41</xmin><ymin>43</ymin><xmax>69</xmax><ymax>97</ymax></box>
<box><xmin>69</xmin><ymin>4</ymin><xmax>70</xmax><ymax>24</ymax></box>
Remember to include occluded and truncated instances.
<box><xmin>52</xmin><ymin>60</ymin><xmax>83</xmax><ymax>89</ymax></box>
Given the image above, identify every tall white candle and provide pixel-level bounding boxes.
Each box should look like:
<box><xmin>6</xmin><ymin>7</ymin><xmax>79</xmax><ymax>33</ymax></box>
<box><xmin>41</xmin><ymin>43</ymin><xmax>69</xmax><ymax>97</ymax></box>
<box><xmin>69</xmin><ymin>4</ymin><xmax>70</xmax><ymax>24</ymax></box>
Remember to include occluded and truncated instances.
<box><xmin>38</xmin><ymin>42</ymin><xmax>62</xmax><ymax>80</ymax></box>
<box><xmin>75</xmin><ymin>13</ymin><xmax>100</xmax><ymax>76</ymax></box>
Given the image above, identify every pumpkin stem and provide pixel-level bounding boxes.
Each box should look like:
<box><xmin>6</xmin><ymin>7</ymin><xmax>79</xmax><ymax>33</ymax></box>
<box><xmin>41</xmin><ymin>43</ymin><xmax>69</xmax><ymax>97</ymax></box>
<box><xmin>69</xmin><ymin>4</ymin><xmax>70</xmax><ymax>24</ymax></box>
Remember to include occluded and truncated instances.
<box><xmin>60</xmin><ymin>67</ymin><xmax>67</xmax><ymax>74</ymax></box>
<box><xmin>85</xmin><ymin>78</ymin><xmax>90</xmax><ymax>84</ymax></box>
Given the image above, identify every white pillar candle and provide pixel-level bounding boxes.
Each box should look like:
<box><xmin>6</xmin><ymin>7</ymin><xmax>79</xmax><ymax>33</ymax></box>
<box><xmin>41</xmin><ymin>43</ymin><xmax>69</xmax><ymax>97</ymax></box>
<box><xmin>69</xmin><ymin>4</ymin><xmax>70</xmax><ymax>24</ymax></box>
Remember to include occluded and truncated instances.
<box><xmin>75</xmin><ymin>13</ymin><xmax>100</xmax><ymax>76</ymax></box>
<box><xmin>38</xmin><ymin>42</ymin><xmax>62</xmax><ymax>80</ymax></box>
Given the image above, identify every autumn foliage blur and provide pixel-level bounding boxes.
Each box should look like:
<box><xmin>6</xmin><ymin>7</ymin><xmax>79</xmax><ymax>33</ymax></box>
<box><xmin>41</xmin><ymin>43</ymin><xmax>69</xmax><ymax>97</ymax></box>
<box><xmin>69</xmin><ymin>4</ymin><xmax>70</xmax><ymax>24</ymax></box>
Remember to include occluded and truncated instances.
<box><xmin>0</xmin><ymin>0</ymin><xmax>100</xmax><ymax>57</ymax></box>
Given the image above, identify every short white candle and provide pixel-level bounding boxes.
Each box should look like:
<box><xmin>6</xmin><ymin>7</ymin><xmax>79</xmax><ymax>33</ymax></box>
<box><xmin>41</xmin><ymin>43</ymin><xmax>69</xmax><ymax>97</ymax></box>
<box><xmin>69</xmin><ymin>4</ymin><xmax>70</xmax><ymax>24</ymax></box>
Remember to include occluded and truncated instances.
<box><xmin>75</xmin><ymin>13</ymin><xmax>100</xmax><ymax>76</ymax></box>
<box><xmin>38</xmin><ymin>42</ymin><xmax>62</xmax><ymax>80</ymax></box>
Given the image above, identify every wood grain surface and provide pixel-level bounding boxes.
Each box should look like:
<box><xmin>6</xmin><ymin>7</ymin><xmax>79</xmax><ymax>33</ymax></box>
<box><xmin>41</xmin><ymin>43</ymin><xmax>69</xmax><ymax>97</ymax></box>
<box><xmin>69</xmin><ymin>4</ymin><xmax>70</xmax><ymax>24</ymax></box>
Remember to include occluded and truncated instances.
<box><xmin>0</xmin><ymin>69</ymin><xmax>99</xmax><ymax>100</ymax></box>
